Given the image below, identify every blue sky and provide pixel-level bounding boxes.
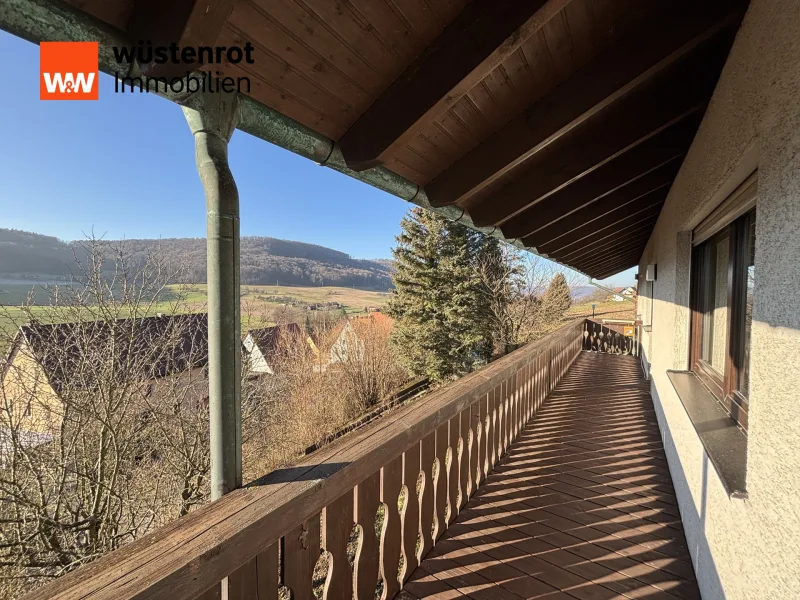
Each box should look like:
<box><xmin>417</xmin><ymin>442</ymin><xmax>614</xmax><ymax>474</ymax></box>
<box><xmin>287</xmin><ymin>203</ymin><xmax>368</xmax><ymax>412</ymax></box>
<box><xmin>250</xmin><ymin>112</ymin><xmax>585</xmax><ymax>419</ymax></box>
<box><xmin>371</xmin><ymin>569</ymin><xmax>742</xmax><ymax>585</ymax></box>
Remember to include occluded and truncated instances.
<box><xmin>0</xmin><ymin>31</ymin><xmax>635</xmax><ymax>286</ymax></box>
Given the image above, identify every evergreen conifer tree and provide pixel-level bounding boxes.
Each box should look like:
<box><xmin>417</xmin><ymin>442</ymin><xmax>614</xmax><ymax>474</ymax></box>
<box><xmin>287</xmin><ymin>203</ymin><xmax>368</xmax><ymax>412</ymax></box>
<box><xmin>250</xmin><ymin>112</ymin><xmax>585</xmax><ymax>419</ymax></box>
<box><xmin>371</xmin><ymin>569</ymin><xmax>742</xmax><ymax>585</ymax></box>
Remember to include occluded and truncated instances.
<box><xmin>389</xmin><ymin>208</ymin><xmax>492</xmax><ymax>381</ymax></box>
<box><xmin>541</xmin><ymin>272</ymin><xmax>572</xmax><ymax>318</ymax></box>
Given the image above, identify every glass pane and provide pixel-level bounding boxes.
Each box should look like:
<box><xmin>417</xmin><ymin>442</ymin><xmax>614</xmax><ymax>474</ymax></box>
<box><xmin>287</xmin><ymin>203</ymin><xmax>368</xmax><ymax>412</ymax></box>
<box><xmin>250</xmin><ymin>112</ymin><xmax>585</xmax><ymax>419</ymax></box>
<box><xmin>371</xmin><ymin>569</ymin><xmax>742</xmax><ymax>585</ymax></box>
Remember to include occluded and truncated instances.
<box><xmin>700</xmin><ymin>233</ymin><xmax>730</xmax><ymax>375</ymax></box>
<box><xmin>739</xmin><ymin>216</ymin><xmax>756</xmax><ymax>396</ymax></box>
<box><xmin>699</xmin><ymin>244</ymin><xmax>715</xmax><ymax>362</ymax></box>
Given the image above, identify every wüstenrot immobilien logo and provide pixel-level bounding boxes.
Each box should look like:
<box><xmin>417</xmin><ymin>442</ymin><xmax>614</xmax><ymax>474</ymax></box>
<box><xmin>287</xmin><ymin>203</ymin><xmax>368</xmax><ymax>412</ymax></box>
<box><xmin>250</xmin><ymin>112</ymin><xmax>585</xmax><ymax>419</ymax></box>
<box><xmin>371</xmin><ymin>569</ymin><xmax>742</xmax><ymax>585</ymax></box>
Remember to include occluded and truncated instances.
<box><xmin>40</xmin><ymin>42</ymin><xmax>99</xmax><ymax>100</ymax></box>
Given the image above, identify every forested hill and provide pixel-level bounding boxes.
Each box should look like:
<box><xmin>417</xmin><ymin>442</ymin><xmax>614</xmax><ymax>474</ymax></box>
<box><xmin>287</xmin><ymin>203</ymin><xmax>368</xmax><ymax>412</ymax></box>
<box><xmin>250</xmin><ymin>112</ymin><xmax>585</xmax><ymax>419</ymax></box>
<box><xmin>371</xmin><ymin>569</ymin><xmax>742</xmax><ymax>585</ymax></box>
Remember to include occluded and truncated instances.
<box><xmin>0</xmin><ymin>229</ymin><xmax>393</xmax><ymax>290</ymax></box>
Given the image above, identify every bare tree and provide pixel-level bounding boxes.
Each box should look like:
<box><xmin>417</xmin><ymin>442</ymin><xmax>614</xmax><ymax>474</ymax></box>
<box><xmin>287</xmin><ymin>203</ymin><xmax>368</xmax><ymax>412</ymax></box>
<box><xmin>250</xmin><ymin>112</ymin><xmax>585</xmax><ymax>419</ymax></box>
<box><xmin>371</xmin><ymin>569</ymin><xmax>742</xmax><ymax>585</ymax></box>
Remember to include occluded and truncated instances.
<box><xmin>329</xmin><ymin>316</ymin><xmax>408</xmax><ymax>412</ymax></box>
<box><xmin>0</xmin><ymin>239</ymin><xmax>215</xmax><ymax>595</ymax></box>
<box><xmin>478</xmin><ymin>248</ymin><xmax>583</xmax><ymax>355</ymax></box>
<box><xmin>0</xmin><ymin>241</ymin><xmax>411</xmax><ymax>596</ymax></box>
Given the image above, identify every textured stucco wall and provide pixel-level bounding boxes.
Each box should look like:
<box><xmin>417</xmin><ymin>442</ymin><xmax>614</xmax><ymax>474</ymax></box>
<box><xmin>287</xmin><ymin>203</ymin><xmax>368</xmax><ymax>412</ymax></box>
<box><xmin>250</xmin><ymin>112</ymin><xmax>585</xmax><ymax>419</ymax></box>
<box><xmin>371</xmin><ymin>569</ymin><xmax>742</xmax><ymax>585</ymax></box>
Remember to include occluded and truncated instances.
<box><xmin>637</xmin><ymin>1</ymin><xmax>800</xmax><ymax>598</ymax></box>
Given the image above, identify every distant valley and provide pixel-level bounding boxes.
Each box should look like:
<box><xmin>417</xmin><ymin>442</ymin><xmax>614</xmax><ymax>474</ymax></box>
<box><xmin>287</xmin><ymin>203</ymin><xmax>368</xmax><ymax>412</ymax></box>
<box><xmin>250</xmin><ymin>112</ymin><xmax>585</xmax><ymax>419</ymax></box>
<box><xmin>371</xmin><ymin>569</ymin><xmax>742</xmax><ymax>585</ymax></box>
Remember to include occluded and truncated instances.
<box><xmin>0</xmin><ymin>228</ymin><xmax>393</xmax><ymax>294</ymax></box>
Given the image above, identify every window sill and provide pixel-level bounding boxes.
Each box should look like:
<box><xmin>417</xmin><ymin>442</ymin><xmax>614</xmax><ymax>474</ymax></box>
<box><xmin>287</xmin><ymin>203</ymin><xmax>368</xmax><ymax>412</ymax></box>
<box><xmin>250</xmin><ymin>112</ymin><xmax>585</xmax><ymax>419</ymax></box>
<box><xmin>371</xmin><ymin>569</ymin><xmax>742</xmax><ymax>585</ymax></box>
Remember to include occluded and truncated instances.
<box><xmin>666</xmin><ymin>370</ymin><xmax>748</xmax><ymax>499</ymax></box>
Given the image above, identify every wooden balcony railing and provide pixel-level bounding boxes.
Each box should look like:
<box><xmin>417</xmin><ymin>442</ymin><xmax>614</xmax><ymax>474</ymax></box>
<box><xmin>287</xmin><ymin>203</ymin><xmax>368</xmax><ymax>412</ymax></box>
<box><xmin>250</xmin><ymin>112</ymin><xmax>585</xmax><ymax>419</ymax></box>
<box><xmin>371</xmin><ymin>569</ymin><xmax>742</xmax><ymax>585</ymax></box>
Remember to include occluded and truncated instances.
<box><xmin>582</xmin><ymin>318</ymin><xmax>641</xmax><ymax>356</ymax></box>
<box><xmin>26</xmin><ymin>321</ymin><xmax>584</xmax><ymax>600</ymax></box>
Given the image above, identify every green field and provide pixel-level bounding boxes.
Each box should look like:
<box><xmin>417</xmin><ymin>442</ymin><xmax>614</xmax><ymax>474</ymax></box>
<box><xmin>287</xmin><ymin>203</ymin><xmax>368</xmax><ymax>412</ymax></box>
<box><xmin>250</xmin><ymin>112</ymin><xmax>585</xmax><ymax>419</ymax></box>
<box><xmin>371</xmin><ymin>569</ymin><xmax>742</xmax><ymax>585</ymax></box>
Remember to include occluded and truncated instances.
<box><xmin>0</xmin><ymin>282</ymin><xmax>391</xmax><ymax>354</ymax></box>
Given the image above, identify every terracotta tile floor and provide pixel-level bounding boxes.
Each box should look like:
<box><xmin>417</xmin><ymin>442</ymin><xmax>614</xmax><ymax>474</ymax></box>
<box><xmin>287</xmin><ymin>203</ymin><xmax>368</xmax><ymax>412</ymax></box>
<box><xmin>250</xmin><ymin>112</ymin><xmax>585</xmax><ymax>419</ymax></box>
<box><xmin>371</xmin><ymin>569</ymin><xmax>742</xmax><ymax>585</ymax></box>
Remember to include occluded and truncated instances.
<box><xmin>403</xmin><ymin>353</ymin><xmax>699</xmax><ymax>600</ymax></box>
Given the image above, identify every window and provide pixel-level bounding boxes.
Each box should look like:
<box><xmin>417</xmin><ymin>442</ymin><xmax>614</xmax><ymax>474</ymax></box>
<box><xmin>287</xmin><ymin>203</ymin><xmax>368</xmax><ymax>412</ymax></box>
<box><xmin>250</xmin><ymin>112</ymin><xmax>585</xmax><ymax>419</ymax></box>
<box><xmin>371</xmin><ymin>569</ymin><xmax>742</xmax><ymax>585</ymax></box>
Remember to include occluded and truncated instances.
<box><xmin>690</xmin><ymin>207</ymin><xmax>756</xmax><ymax>432</ymax></box>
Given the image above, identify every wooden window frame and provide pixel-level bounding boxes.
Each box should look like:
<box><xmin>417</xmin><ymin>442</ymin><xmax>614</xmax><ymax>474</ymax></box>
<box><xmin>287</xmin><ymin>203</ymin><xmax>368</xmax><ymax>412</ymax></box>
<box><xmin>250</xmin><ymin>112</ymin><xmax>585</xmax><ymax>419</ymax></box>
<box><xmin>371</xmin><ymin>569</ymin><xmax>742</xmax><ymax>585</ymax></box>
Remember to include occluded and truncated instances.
<box><xmin>690</xmin><ymin>210</ymin><xmax>754</xmax><ymax>432</ymax></box>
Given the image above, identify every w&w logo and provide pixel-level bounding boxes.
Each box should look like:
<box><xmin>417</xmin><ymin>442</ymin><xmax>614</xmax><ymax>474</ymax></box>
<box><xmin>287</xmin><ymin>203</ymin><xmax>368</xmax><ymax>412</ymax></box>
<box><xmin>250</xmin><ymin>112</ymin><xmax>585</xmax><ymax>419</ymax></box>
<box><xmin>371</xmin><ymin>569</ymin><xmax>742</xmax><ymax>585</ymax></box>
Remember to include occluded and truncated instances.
<box><xmin>40</xmin><ymin>42</ymin><xmax>99</xmax><ymax>100</ymax></box>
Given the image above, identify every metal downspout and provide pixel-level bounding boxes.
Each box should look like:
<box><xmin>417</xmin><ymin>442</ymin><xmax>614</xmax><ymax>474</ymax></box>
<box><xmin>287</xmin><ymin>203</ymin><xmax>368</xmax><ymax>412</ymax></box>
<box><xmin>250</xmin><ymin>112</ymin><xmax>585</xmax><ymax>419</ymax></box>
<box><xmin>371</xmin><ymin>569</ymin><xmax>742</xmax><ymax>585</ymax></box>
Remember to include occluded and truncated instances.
<box><xmin>182</xmin><ymin>92</ymin><xmax>242</xmax><ymax>500</ymax></box>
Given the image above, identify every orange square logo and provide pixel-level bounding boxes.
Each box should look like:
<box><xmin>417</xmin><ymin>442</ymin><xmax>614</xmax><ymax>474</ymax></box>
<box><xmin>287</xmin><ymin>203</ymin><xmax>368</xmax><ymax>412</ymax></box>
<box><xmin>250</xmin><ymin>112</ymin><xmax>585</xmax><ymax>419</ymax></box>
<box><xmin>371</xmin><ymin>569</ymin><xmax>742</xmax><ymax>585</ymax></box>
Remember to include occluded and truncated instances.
<box><xmin>40</xmin><ymin>42</ymin><xmax>99</xmax><ymax>100</ymax></box>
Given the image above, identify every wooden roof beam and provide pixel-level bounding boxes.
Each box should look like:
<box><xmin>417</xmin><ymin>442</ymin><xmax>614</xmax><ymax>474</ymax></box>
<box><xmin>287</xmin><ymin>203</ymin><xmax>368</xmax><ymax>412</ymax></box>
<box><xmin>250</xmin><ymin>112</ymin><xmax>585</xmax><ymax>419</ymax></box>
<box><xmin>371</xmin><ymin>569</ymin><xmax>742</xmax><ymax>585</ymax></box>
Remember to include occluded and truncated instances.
<box><xmin>533</xmin><ymin>186</ymin><xmax>669</xmax><ymax>255</ymax></box>
<box><xmin>127</xmin><ymin>0</ymin><xmax>237</xmax><ymax>77</ymax></box>
<box><xmin>569</xmin><ymin>239</ymin><xmax>650</xmax><ymax>273</ymax></box>
<box><xmin>553</xmin><ymin>214</ymin><xmax>659</xmax><ymax>261</ymax></box>
<box><xmin>468</xmin><ymin>34</ymin><xmax>732</xmax><ymax>229</ymax></box>
<box><xmin>338</xmin><ymin>0</ymin><xmax>571</xmax><ymax>171</ymax></box>
<box><xmin>575</xmin><ymin>240</ymin><xmax>648</xmax><ymax>269</ymax></box>
<box><xmin>553</xmin><ymin>226</ymin><xmax>655</xmax><ymax>265</ymax></box>
<box><xmin>515</xmin><ymin>154</ymin><xmax>683</xmax><ymax>247</ymax></box>
<box><xmin>560</xmin><ymin>230</ymin><xmax>654</xmax><ymax>268</ymax></box>
<box><xmin>593</xmin><ymin>260</ymin><xmax>643</xmax><ymax>280</ymax></box>
<box><xmin>504</xmin><ymin>114</ymin><xmax>699</xmax><ymax>241</ymax></box>
<box><xmin>589</xmin><ymin>254</ymin><xmax>646</xmax><ymax>280</ymax></box>
<box><xmin>426</xmin><ymin>2</ymin><xmax>742</xmax><ymax>207</ymax></box>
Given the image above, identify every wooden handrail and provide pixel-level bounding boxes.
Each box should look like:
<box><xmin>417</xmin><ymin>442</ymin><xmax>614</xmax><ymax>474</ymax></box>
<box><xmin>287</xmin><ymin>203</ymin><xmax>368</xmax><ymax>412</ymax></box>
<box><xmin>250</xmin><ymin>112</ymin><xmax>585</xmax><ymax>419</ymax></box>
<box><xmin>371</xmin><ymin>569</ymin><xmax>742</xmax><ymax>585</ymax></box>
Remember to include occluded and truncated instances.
<box><xmin>26</xmin><ymin>321</ymin><xmax>584</xmax><ymax>600</ymax></box>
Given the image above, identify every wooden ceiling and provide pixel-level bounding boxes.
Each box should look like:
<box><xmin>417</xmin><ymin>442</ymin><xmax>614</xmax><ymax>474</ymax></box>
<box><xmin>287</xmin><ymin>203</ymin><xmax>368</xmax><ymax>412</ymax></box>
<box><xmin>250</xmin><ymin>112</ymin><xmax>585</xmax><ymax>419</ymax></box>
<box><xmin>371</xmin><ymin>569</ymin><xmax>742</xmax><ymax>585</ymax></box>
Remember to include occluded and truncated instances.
<box><xmin>63</xmin><ymin>0</ymin><xmax>746</xmax><ymax>278</ymax></box>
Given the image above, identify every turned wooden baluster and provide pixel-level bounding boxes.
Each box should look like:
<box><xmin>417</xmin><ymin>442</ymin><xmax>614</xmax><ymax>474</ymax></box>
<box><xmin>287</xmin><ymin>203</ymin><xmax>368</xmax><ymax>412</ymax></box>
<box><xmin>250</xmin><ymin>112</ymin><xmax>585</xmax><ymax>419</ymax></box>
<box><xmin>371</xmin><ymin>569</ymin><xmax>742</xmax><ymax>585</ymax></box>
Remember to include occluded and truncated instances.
<box><xmin>514</xmin><ymin>371</ymin><xmax>522</xmax><ymax>440</ymax></box>
<box><xmin>500</xmin><ymin>380</ymin><xmax>508</xmax><ymax>456</ymax></box>
<box><xmin>379</xmin><ymin>456</ymin><xmax>402</xmax><ymax>600</ymax></box>
<box><xmin>418</xmin><ymin>432</ymin><xmax>435</xmax><ymax>559</ymax></box>
<box><xmin>488</xmin><ymin>387</ymin><xmax>497</xmax><ymax>472</ymax></box>
<box><xmin>433</xmin><ymin>423</ymin><xmax>448</xmax><ymax>539</ymax></box>
<box><xmin>506</xmin><ymin>378</ymin><xmax>513</xmax><ymax>451</ymax></box>
<box><xmin>354</xmin><ymin>472</ymin><xmax>380</xmax><ymax>600</ymax></box>
<box><xmin>284</xmin><ymin>515</ymin><xmax>321</xmax><ymax>600</ymax></box>
<box><xmin>469</xmin><ymin>402</ymin><xmax>480</xmax><ymax>496</ymax></box>
<box><xmin>509</xmin><ymin>377</ymin><xmax>515</xmax><ymax>446</ymax></box>
<box><xmin>519</xmin><ymin>368</ymin><xmax>525</xmax><ymax>431</ymax></box>
<box><xmin>543</xmin><ymin>352</ymin><xmax>549</xmax><ymax>402</ymax></box>
<box><xmin>479</xmin><ymin>392</ymin><xmax>489</xmax><ymax>481</ymax></box>
<box><xmin>512</xmin><ymin>374</ymin><xmax>519</xmax><ymax>440</ymax></box>
<box><xmin>525</xmin><ymin>363</ymin><xmax>531</xmax><ymax>421</ymax></box>
<box><xmin>446</xmin><ymin>416</ymin><xmax>460</xmax><ymax>524</ymax></box>
<box><xmin>458</xmin><ymin>408</ymin><xmax>471</xmax><ymax>510</ymax></box>
<box><xmin>227</xmin><ymin>543</ymin><xmax>278</xmax><ymax>600</ymax></box>
<box><xmin>512</xmin><ymin>372</ymin><xmax>519</xmax><ymax>439</ymax></box>
<box><xmin>525</xmin><ymin>363</ymin><xmax>532</xmax><ymax>421</ymax></box>
<box><xmin>400</xmin><ymin>443</ymin><xmax>420</xmax><ymax>585</ymax></box>
<box><xmin>323</xmin><ymin>490</ymin><xmax>354</xmax><ymax>600</ymax></box>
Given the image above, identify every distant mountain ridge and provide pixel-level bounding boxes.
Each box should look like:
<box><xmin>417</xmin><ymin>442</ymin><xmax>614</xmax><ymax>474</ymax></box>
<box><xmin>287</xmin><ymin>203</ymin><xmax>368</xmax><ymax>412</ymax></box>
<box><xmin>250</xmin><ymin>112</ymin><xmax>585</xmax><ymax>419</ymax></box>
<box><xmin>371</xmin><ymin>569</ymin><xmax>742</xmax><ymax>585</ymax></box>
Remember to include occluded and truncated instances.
<box><xmin>0</xmin><ymin>229</ymin><xmax>393</xmax><ymax>290</ymax></box>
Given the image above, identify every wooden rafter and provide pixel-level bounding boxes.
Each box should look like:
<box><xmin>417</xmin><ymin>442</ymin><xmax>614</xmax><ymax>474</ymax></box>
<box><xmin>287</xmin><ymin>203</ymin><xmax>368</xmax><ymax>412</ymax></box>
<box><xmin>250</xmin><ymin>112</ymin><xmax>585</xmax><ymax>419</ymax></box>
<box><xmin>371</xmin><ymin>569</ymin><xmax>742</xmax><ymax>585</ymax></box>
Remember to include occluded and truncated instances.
<box><xmin>503</xmin><ymin>112</ymin><xmax>700</xmax><ymax>242</ymax></box>
<box><xmin>337</xmin><ymin>0</ymin><xmax>571</xmax><ymax>170</ymax></box>
<box><xmin>564</xmin><ymin>235</ymin><xmax>655</xmax><ymax>273</ymax></box>
<box><xmin>522</xmin><ymin>161</ymin><xmax>679</xmax><ymax>249</ymax></box>
<box><xmin>512</xmin><ymin>150</ymin><xmax>685</xmax><ymax>244</ymax></box>
<box><xmin>533</xmin><ymin>187</ymin><xmax>669</xmax><ymax>255</ymax></box>
<box><xmin>580</xmin><ymin>251</ymin><xmax>646</xmax><ymax>278</ymax></box>
<box><xmin>426</xmin><ymin>4</ymin><xmax>741</xmax><ymax>207</ymax></box>
<box><xmin>468</xmin><ymin>36</ymin><xmax>732</xmax><ymax>229</ymax></box>
<box><xmin>554</xmin><ymin>213</ymin><xmax>660</xmax><ymax>261</ymax></box>
<box><xmin>127</xmin><ymin>0</ymin><xmax>237</xmax><ymax>77</ymax></box>
<box><xmin>570</xmin><ymin>240</ymin><xmax>650</xmax><ymax>273</ymax></box>
<box><xmin>594</xmin><ymin>259</ymin><xmax>642</xmax><ymax>280</ymax></box>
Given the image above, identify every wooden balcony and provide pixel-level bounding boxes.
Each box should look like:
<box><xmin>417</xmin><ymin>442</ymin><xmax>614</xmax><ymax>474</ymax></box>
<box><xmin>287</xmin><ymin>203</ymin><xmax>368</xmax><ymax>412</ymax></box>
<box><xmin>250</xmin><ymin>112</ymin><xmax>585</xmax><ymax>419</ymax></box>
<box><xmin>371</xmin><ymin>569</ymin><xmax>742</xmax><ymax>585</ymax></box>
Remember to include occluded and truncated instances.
<box><xmin>26</xmin><ymin>322</ymin><xmax>697</xmax><ymax>600</ymax></box>
<box><xmin>405</xmin><ymin>353</ymin><xmax>698</xmax><ymax>600</ymax></box>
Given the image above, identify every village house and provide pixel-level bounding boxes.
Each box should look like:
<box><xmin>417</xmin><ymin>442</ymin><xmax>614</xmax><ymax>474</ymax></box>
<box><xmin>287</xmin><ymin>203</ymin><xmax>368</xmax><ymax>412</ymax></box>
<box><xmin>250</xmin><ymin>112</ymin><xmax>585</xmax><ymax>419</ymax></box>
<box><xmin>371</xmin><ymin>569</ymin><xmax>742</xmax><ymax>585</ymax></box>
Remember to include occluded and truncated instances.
<box><xmin>242</xmin><ymin>323</ymin><xmax>316</xmax><ymax>375</ymax></box>
<box><xmin>329</xmin><ymin>313</ymin><xmax>393</xmax><ymax>364</ymax></box>
<box><xmin>0</xmin><ymin>313</ymin><xmax>209</xmax><ymax>437</ymax></box>
<box><xmin>610</xmin><ymin>285</ymin><xmax>637</xmax><ymax>301</ymax></box>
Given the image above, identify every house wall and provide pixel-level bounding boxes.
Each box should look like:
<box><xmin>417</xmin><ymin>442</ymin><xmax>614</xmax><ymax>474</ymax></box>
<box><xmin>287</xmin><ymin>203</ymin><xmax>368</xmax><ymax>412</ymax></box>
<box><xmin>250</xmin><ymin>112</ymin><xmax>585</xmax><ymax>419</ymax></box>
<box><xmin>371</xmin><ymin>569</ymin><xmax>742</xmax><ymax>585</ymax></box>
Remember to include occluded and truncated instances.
<box><xmin>1</xmin><ymin>339</ymin><xmax>62</xmax><ymax>434</ymax></box>
<box><xmin>329</xmin><ymin>323</ymin><xmax>363</xmax><ymax>364</ymax></box>
<box><xmin>637</xmin><ymin>1</ymin><xmax>800</xmax><ymax>597</ymax></box>
<box><xmin>1</xmin><ymin>341</ymin><xmax>209</xmax><ymax>436</ymax></box>
<box><xmin>243</xmin><ymin>335</ymin><xmax>274</xmax><ymax>375</ymax></box>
